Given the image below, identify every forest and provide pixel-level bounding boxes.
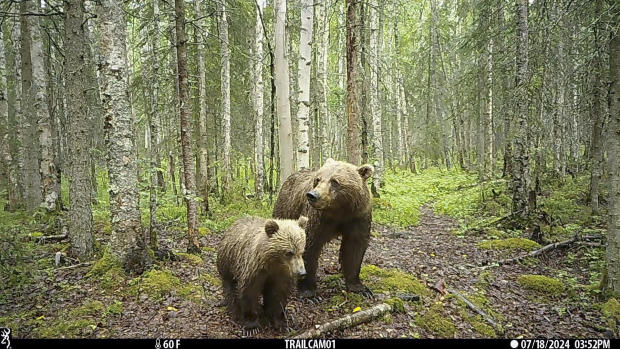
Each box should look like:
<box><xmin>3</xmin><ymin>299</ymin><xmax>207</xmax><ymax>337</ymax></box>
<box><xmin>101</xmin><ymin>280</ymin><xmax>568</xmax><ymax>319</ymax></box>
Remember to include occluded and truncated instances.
<box><xmin>0</xmin><ymin>0</ymin><xmax>619</xmax><ymax>341</ymax></box>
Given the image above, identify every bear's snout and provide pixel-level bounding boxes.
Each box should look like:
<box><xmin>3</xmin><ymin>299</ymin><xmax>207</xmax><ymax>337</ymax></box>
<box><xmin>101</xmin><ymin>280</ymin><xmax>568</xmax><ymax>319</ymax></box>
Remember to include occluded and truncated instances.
<box><xmin>306</xmin><ymin>190</ymin><xmax>320</xmax><ymax>202</ymax></box>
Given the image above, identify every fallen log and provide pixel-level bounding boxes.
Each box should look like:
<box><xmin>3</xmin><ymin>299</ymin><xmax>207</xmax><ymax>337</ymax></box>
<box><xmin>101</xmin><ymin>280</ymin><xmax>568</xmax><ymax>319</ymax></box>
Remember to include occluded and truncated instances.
<box><xmin>496</xmin><ymin>233</ymin><xmax>603</xmax><ymax>266</ymax></box>
<box><xmin>291</xmin><ymin>303</ymin><xmax>392</xmax><ymax>339</ymax></box>
<box><xmin>54</xmin><ymin>261</ymin><xmax>94</xmax><ymax>271</ymax></box>
<box><xmin>464</xmin><ymin>210</ymin><xmax>523</xmax><ymax>234</ymax></box>
<box><xmin>447</xmin><ymin>287</ymin><xmax>501</xmax><ymax>333</ymax></box>
<box><xmin>34</xmin><ymin>233</ymin><xmax>68</xmax><ymax>243</ymax></box>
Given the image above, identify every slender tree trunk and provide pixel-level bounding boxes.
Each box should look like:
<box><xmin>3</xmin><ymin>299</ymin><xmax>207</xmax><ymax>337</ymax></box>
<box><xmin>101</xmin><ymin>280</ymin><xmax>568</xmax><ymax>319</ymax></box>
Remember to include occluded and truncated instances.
<box><xmin>589</xmin><ymin>0</ymin><xmax>604</xmax><ymax>214</ymax></box>
<box><xmin>218</xmin><ymin>0</ymin><xmax>232</xmax><ymax>201</ymax></box>
<box><xmin>98</xmin><ymin>0</ymin><xmax>151</xmax><ymax>271</ymax></box>
<box><xmin>195</xmin><ymin>0</ymin><xmax>210</xmax><ymax>214</ymax></box>
<box><xmin>317</xmin><ymin>0</ymin><xmax>329</xmax><ymax>164</ymax></box>
<box><xmin>512</xmin><ymin>0</ymin><xmax>531</xmax><ymax>218</ymax></box>
<box><xmin>1</xmin><ymin>26</ymin><xmax>20</xmax><ymax>210</ymax></box>
<box><xmin>168</xmin><ymin>22</ymin><xmax>181</xmax><ymax>205</ymax></box>
<box><xmin>346</xmin><ymin>0</ymin><xmax>361</xmax><ymax>165</ymax></box>
<box><xmin>20</xmin><ymin>1</ymin><xmax>42</xmax><ymax>211</ymax></box>
<box><xmin>296</xmin><ymin>0</ymin><xmax>314</xmax><ymax>170</ymax></box>
<box><xmin>484</xmin><ymin>39</ymin><xmax>494</xmax><ymax>180</ymax></box>
<box><xmin>337</xmin><ymin>0</ymin><xmax>346</xmax><ymax>158</ymax></box>
<box><xmin>253</xmin><ymin>0</ymin><xmax>266</xmax><ymax>200</ymax></box>
<box><xmin>275</xmin><ymin>0</ymin><xmax>294</xmax><ymax>185</ymax></box>
<box><xmin>65</xmin><ymin>0</ymin><xmax>94</xmax><ymax>259</ymax></box>
<box><xmin>28</xmin><ymin>0</ymin><xmax>57</xmax><ymax>212</ymax></box>
<box><xmin>605</xmin><ymin>11</ymin><xmax>620</xmax><ymax>296</ymax></box>
<box><xmin>369</xmin><ymin>0</ymin><xmax>382</xmax><ymax>197</ymax></box>
<box><xmin>174</xmin><ymin>0</ymin><xmax>201</xmax><ymax>253</ymax></box>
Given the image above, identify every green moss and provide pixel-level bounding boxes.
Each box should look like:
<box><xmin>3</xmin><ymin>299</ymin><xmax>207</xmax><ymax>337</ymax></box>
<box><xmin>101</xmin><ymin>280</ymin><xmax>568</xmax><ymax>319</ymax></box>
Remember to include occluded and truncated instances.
<box><xmin>414</xmin><ymin>304</ymin><xmax>456</xmax><ymax>337</ymax></box>
<box><xmin>200</xmin><ymin>273</ymin><xmax>222</xmax><ymax>287</ymax></box>
<box><xmin>105</xmin><ymin>300</ymin><xmax>123</xmax><ymax>316</ymax></box>
<box><xmin>323</xmin><ymin>273</ymin><xmax>343</xmax><ymax>288</ymax></box>
<box><xmin>87</xmin><ymin>250</ymin><xmax>121</xmax><ymax>278</ymax></box>
<box><xmin>325</xmin><ymin>292</ymin><xmax>364</xmax><ymax>312</ymax></box>
<box><xmin>198</xmin><ymin>227</ymin><xmax>212</xmax><ymax>237</ymax></box>
<box><xmin>129</xmin><ymin>269</ymin><xmax>182</xmax><ymax>301</ymax></box>
<box><xmin>478</xmin><ymin>238</ymin><xmax>540</xmax><ymax>251</ymax></box>
<box><xmin>178</xmin><ymin>252</ymin><xmax>204</xmax><ymax>266</ymax></box>
<box><xmin>36</xmin><ymin>318</ymin><xmax>97</xmax><ymax>338</ymax></box>
<box><xmin>600</xmin><ymin>297</ymin><xmax>619</xmax><ymax>329</ymax></box>
<box><xmin>202</xmin><ymin>246</ymin><xmax>216</xmax><ymax>253</ymax></box>
<box><xmin>385</xmin><ymin>297</ymin><xmax>406</xmax><ymax>313</ymax></box>
<box><xmin>485</xmin><ymin>228</ymin><xmax>506</xmax><ymax>239</ymax></box>
<box><xmin>179</xmin><ymin>283</ymin><xmax>203</xmax><ymax>303</ymax></box>
<box><xmin>517</xmin><ymin>274</ymin><xmax>565</xmax><ymax>295</ymax></box>
<box><xmin>100</xmin><ymin>267</ymin><xmax>127</xmax><ymax>291</ymax></box>
<box><xmin>69</xmin><ymin>300</ymin><xmax>105</xmax><ymax>318</ymax></box>
<box><xmin>360</xmin><ymin>265</ymin><xmax>431</xmax><ymax>297</ymax></box>
<box><xmin>458</xmin><ymin>309</ymin><xmax>496</xmax><ymax>338</ymax></box>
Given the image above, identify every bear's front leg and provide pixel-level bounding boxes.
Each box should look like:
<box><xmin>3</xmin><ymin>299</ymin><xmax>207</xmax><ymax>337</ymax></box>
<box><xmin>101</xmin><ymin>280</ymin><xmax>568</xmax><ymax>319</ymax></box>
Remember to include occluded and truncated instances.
<box><xmin>298</xmin><ymin>235</ymin><xmax>327</xmax><ymax>301</ymax></box>
<box><xmin>340</xmin><ymin>224</ymin><xmax>373</xmax><ymax>298</ymax></box>
<box><xmin>239</xmin><ymin>287</ymin><xmax>261</xmax><ymax>337</ymax></box>
<box><xmin>263</xmin><ymin>278</ymin><xmax>290</xmax><ymax>330</ymax></box>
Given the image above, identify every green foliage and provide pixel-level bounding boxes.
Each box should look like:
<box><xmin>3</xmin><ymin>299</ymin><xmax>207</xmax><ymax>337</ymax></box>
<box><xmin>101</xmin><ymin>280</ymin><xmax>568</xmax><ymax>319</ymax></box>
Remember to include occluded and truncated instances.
<box><xmin>105</xmin><ymin>301</ymin><xmax>123</xmax><ymax>316</ymax></box>
<box><xmin>87</xmin><ymin>250</ymin><xmax>127</xmax><ymax>291</ymax></box>
<box><xmin>69</xmin><ymin>300</ymin><xmax>105</xmax><ymax>318</ymax></box>
<box><xmin>517</xmin><ymin>274</ymin><xmax>565</xmax><ymax>295</ymax></box>
<box><xmin>478</xmin><ymin>238</ymin><xmax>540</xmax><ymax>251</ymax></box>
<box><xmin>539</xmin><ymin>175</ymin><xmax>592</xmax><ymax>224</ymax></box>
<box><xmin>385</xmin><ymin>297</ymin><xmax>406</xmax><ymax>313</ymax></box>
<box><xmin>177</xmin><ymin>252</ymin><xmax>204</xmax><ymax>266</ymax></box>
<box><xmin>374</xmin><ymin>168</ymin><xmax>477</xmax><ymax>227</ymax></box>
<box><xmin>414</xmin><ymin>304</ymin><xmax>457</xmax><ymax>337</ymax></box>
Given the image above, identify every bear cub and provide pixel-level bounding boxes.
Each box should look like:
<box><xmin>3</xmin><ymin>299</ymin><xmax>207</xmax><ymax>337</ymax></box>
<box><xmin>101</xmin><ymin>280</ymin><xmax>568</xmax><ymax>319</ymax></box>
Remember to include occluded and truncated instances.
<box><xmin>216</xmin><ymin>216</ymin><xmax>308</xmax><ymax>335</ymax></box>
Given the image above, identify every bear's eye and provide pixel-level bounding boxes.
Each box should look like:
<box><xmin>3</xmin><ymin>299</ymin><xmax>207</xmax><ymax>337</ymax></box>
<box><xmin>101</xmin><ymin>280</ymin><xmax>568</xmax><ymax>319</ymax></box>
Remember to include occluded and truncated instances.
<box><xmin>330</xmin><ymin>179</ymin><xmax>340</xmax><ymax>190</ymax></box>
<box><xmin>313</xmin><ymin>177</ymin><xmax>321</xmax><ymax>187</ymax></box>
<box><xmin>285</xmin><ymin>251</ymin><xmax>294</xmax><ymax>257</ymax></box>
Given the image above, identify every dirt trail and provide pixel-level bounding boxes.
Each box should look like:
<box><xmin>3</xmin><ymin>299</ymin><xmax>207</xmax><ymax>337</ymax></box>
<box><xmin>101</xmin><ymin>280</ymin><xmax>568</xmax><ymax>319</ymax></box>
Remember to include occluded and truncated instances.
<box><xmin>5</xmin><ymin>206</ymin><xmax>613</xmax><ymax>339</ymax></box>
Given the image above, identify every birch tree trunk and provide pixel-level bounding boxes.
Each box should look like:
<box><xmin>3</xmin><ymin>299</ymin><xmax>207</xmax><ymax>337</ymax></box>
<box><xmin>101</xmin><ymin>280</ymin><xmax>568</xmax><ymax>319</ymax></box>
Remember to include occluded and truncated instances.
<box><xmin>65</xmin><ymin>0</ymin><xmax>94</xmax><ymax>259</ymax></box>
<box><xmin>512</xmin><ymin>0</ymin><xmax>531</xmax><ymax>218</ymax></box>
<box><xmin>275</xmin><ymin>0</ymin><xmax>294</xmax><ymax>184</ymax></box>
<box><xmin>195</xmin><ymin>0</ymin><xmax>210</xmax><ymax>213</ymax></box>
<box><xmin>219</xmin><ymin>0</ymin><xmax>232</xmax><ymax>200</ymax></box>
<box><xmin>484</xmin><ymin>38</ymin><xmax>494</xmax><ymax>180</ymax></box>
<box><xmin>253</xmin><ymin>0</ymin><xmax>266</xmax><ymax>200</ymax></box>
<box><xmin>606</xmin><ymin>12</ymin><xmax>620</xmax><ymax>296</ymax></box>
<box><xmin>98</xmin><ymin>0</ymin><xmax>151</xmax><ymax>271</ymax></box>
<box><xmin>174</xmin><ymin>0</ymin><xmax>201</xmax><ymax>253</ymax></box>
<box><xmin>346</xmin><ymin>0</ymin><xmax>361</xmax><ymax>165</ymax></box>
<box><xmin>1</xmin><ymin>26</ymin><xmax>20</xmax><ymax>210</ymax></box>
<box><xmin>296</xmin><ymin>0</ymin><xmax>314</xmax><ymax>170</ymax></box>
<box><xmin>28</xmin><ymin>0</ymin><xmax>57</xmax><ymax>212</ymax></box>
<box><xmin>317</xmin><ymin>0</ymin><xmax>329</xmax><ymax>164</ymax></box>
<box><xmin>20</xmin><ymin>1</ymin><xmax>42</xmax><ymax>211</ymax></box>
<box><xmin>8</xmin><ymin>17</ymin><xmax>24</xmax><ymax>207</ymax></box>
<box><xmin>336</xmin><ymin>0</ymin><xmax>346</xmax><ymax>157</ymax></box>
<box><xmin>139</xmin><ymin>5</ymin><xmax>158</xmax><ymax>244</ymax></box>
<box><xmin>369</xmin><ymin>0</ymin><xmax>382</xmax><ymax>197</ymax></box>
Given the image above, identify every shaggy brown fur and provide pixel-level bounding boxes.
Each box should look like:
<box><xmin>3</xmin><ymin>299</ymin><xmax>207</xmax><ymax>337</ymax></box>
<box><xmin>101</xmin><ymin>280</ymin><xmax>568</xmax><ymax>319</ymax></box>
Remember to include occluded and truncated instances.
<box><xmin>216</xmin><ymin>216</ymin><xmax>308</xmax><ymax>333</ymax></box>
<box><xmin>273</xmin><ymin>158</ymin><xmax>374</xmax><ymax>298</ymax></box>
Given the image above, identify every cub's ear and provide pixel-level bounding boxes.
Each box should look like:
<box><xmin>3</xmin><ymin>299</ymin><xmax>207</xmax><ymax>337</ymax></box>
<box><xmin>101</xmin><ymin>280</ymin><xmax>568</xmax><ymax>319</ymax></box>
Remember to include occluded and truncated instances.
<box><xmin>357</xmin><ymin>164</ymin><xmax>374</xmax><ymax>181</ymax></box>
<box><xmin>264</xmin><ymin>220</ymin><xmax>279</xmax><ymax>237</ymax></box>
<box><xmin>297</xmin><ymin>216</ymin><xmax>309</xmax><ymax>230</ymax></box>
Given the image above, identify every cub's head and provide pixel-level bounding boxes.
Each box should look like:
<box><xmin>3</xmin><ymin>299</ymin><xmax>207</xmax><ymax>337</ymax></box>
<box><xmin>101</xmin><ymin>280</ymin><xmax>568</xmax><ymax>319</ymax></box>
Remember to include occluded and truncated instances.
<box><xmin>306</xmin><ymin>158</ymin><xmax>373</xmax><ymax>211</ymax></box>
<box><xmin>263</xmin><ymin>216</ymin><xmax>308</xmax><ymax>277</ymax></box>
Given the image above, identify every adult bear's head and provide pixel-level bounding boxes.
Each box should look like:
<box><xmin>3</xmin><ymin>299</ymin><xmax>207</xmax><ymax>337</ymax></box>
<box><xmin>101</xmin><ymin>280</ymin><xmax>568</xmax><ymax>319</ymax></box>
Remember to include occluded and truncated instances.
<box><xmin>306</xmin><ymin>158</ymin><xmax>373</xmax><ymax>213</ymax></box>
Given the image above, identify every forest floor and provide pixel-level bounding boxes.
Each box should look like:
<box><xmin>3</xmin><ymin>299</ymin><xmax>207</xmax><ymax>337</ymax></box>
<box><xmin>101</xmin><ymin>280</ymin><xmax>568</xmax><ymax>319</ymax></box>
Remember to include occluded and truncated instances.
<box><xmin>1</xmin><ymin>169</ymin><xmax>618</xmax><ymax>338</ymax></box>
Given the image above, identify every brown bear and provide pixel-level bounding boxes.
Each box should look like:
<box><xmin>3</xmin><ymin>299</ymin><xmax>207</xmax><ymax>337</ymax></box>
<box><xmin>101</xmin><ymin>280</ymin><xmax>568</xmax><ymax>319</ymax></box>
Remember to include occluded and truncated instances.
<box><xmin>216</xmin><ymin>216</ymin><xmax>308</xmax><ymax>335</ymax></box>
<box><xmin>273</xmin><ymin>158</ymin><xmax>374</xmax><ymax>299</ymax></box>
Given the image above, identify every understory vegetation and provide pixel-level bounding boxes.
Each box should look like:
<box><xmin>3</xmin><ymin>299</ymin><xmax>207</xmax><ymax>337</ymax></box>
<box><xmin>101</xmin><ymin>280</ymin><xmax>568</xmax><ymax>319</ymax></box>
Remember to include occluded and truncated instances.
<box><xmin>0</xmin><ymin>166</ymin><xmax>613</xmax><ymax>338</ymax></box>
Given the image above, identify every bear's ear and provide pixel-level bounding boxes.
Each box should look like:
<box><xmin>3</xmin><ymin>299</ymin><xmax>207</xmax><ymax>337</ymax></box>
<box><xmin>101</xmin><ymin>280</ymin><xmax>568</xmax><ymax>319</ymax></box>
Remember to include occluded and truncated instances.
<box><xmin>297</xmin><ymin>216</ymin><xmax>309</xmax><ymax>229</ymax></box>
<box><xmin>264</xmin><ymin>220</ymin><xmax>279</xmax><ymax>237</ymax></box>
<box><xmin>357</xmin><ymin>164</ymin><xmax>374</xmax><ymax>181</ymax></box>
<box><xmin>324</xmin><ymin>158</ymin><xmax>336</xmax><ymax>166</ymax></box>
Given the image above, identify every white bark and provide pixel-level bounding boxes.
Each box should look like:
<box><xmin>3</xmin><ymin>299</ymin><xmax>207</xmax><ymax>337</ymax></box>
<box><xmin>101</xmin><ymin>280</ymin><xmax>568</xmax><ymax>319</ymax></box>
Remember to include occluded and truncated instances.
<box><xmin>296</xmin><ymin>0</ymin><xmax>313</xmax><ymax>170</ymax></box>
<box><xmin>275</xmin><ymin>0</ymin><xmax>294</xmax><ymax>185</ymax></box>
<box><xmin>317</xmin><ymin>0</ymin><xmax>329</xmax><ymax>163</ymax></box>
<box><xmin>196</xmin><ymin>0</ymin><xmax>210</xmax><ymax>212</ymax></box>
<box><xmin>99</xmin><ymin>0</ymin><xmax>150</xmax><ymax>269</ymax></box>
<box><xmin>253</xmin><ymin>0</ymin><xmax>266</xmax><ymax>199</ymax></box>
<box><xmin>219</xmin><ymin>0</ymin><xmax>232</xmax><ymax>197</ymax></box>
<box><xmin>369</xmin><ymin>0</ymin><xmax>383</xmax><ymax>194</ymax></box>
